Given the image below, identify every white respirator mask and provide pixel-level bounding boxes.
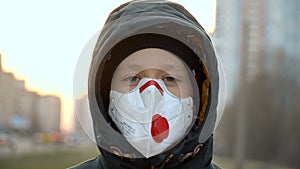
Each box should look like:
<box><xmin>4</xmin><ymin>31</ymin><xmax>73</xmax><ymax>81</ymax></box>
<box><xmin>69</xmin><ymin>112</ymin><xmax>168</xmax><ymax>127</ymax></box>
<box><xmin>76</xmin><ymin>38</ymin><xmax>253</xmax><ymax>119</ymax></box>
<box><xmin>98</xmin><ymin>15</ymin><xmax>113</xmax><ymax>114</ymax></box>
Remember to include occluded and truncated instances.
<box><xmin>108</xmin><ymin>78</ymin><xmax>194</xmax><ymax>158</ymax></box>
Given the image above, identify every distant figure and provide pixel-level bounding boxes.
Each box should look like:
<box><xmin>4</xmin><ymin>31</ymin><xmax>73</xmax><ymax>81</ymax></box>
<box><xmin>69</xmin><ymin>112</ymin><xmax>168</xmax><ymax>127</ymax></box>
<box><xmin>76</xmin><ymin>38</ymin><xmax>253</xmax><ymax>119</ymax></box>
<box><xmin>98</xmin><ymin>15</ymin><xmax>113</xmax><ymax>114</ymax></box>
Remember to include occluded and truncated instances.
<box><xmin>71</xmin><ymin>0</ymin><xmax>224</xmax><ymax>169</ymax></box>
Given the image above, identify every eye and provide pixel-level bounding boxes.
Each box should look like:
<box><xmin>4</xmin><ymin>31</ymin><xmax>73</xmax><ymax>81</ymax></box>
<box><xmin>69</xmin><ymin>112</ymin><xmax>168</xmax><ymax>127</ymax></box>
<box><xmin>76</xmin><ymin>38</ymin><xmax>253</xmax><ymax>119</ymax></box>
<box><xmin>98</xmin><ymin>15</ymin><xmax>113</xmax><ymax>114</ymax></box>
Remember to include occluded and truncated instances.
<box><xmin>162</xmin><ymin>75</ymin><xmax>179</xmax><ymax>87</ymax></box>
<box><xmin>162</xmin><ymin>76</ymin><xmax>176</xmax><ymax>83</ymax></box>
<box><xmin>125</xmin><ymin>75</ymin><xmax>141</xmax><ymax>84</ymax></box>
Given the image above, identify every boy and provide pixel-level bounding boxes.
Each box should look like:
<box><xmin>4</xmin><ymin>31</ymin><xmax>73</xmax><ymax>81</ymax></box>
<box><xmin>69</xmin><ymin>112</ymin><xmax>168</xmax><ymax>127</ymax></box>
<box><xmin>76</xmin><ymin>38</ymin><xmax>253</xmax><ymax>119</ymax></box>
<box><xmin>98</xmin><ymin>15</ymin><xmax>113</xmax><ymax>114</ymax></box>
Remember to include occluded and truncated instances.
<box><xmin>71</xmin><ymin>0</ymin><xmax>224</xmax><ymax>168</ymax></box>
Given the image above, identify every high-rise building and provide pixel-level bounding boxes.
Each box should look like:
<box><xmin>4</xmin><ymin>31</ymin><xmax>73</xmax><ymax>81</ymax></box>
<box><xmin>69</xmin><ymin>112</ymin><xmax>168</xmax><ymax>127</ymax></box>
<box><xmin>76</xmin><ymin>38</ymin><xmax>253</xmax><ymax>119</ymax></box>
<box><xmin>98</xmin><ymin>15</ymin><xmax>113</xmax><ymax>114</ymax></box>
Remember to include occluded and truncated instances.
<box><xmin>0</xmin><ymin>54</ymin><xmax>2</xmax><ymax>70</ymax></box>
<box><xmin>212</xmin><ymin>0</ymin><xmax>243</xmax><ymax>102</ymax></box>
<box><xmin>0</xmin><ymin>55</ymin><xmax>62</xmax><ymax>133</ymax></box>
<box><xmin>36</xmin><ymin>95</ymin><xmax>61</xmax><ymax>132</ymax></box>
<box><xmin>0</xmin><ymin>72</ymin><xmax>20</xmax><ymax>128</ymax></box>
<box><xmin>213</xmin><ymin>0</ymin><xmax>300</xmax><ymax>166</ymax></box>
<box><xmin>213</xmin><ymin>0</ymin><xmax>300</xmax><ymax>100</ymax></box>
<box><xmin>265</xmin><ymin>0</ymin><xmax>300</xmax><ymax>82</ymax></box>
<box><xmin>74</xmin><ymin>94</ymin><xmax>94</xmax><ymax>139</ymax></box>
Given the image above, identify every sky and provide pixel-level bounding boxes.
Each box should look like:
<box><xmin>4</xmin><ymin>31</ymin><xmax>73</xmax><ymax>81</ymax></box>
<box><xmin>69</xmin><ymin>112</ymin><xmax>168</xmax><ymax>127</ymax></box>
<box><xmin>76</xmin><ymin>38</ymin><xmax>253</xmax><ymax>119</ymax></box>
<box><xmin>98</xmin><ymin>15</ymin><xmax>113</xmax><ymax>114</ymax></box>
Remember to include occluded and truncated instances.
<box><xmin>0</xmin><ymin>0</ymin><xmax>216</xmax><ymax>132</ymax></box>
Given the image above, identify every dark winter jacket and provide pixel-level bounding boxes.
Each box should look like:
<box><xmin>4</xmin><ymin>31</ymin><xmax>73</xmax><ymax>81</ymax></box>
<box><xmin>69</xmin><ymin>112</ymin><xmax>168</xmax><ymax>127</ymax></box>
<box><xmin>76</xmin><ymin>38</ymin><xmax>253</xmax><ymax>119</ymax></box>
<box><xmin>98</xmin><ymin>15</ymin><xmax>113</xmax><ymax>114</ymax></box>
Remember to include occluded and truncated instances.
<box><xmin>70</xmin><ymin>136</ymin><xmax>220</xmax><ymax>169</ymax></box>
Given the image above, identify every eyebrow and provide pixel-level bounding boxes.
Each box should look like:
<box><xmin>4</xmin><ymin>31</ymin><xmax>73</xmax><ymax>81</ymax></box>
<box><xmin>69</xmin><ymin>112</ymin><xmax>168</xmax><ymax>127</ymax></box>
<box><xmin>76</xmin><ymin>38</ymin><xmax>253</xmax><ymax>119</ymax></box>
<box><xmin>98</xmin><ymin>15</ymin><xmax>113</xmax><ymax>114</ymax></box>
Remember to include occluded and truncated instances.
<box><xmin>161</xmin><ymin>64</ymin><xmax>180</xmax><ymax>71</ymax></box>
<box><xmin>122</xmin><ymin>63</ymin><xmax>181</xmax><ymax>70</ymax></box>
<box><xmin>119</xmin><ymin>64</ymin><xmax>142</xmax><ymax>71</ymax></box>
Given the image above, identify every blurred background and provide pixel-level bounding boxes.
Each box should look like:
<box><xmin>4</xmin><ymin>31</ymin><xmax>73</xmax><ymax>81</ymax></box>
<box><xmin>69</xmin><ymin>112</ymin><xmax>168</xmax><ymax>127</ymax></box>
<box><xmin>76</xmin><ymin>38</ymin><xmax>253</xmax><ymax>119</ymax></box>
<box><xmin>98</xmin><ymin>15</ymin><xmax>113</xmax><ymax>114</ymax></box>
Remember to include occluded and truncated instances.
<box><xmin>0</xmin><ymin>0</ymin><xmax>299</xmax><ymax>169</ymax></box>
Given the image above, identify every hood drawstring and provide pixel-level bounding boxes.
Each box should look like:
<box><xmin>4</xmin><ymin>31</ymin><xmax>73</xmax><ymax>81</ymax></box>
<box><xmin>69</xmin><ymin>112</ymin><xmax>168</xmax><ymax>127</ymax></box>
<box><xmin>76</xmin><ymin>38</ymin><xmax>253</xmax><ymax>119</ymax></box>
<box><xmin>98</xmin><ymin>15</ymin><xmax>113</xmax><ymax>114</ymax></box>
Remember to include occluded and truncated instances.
<box><xmin>110</xmin><ymin>146</ymin><xmax>135</xmax><ymax>161</ymax></box>
<box><xmin>151</xmin><ymin>143</ymin><xmax>204</xmax><ymax>169</ymax></box>
<box><xmin>110</xmin><ymin>145</ymin><xmax>175</xmax><ymax>169</ymax></box>
<box><xmin>109</xmin><ymin>143</ymin><xmax>204</xmax><ymax>168</ymax></box>
<box><xmin>179</xmin><ymin>143</ymin><xmax>204</xmax><ymax>162</ymax></box>
<box><xmin>151</xmin><ymin>153</ymin><xmax>174</xmax><ymax>169</ymax></box>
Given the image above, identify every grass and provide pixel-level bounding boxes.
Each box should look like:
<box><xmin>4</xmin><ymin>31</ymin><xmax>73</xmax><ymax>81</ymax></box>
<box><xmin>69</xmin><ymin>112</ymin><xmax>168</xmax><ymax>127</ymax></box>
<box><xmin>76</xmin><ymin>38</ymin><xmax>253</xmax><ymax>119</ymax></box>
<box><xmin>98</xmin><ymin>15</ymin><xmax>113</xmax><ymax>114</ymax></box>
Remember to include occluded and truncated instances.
<box><xmin>0</xmin><ymin>145</ymin><xmax>99</xmax><ymax>169</ymax></box>
<box><xmin>213</xmin><ymin>156</ymin><xmax>295</xmax><ymax>169</ymax></box>
<box><xmin>0</xmin><ymin>145</ymin><xmax>296</xmax><ymax>169</ymax></box>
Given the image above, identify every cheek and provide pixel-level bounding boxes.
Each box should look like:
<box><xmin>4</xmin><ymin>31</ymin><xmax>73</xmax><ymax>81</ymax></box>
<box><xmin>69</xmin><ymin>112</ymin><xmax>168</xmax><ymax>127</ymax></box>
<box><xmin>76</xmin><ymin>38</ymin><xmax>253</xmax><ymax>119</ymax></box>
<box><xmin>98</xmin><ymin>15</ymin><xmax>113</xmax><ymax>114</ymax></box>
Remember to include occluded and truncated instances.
<box><xmin>111</xmin><ymin>79</ymin><xmax>127</xmax><ymax>93</ymax></box>
<box><xmin>111</xmin><ymin>80</ymin><xmax>137</xmax><ymax>93</ymax></box>
<box><xmin>166</xmin><ymin>87</ymin><xmax>181</xmax><ymax>97</ymax></box>
<box><xmin>177</xmin><ymin>83</ymin><xmax>194</xmax><ymax>98</ymax></box>
<box><xmin>166</xmin><ymin>84</ymin><xmax>193</xmax><ymax>98</ymax></box>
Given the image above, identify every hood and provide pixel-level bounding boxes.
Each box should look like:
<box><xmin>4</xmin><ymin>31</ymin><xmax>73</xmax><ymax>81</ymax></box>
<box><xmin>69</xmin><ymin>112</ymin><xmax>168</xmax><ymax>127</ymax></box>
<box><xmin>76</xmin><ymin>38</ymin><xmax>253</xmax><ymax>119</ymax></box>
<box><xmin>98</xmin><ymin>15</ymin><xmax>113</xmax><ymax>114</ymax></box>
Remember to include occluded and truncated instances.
<box><xmin>74</xmin><ymin>0</ymin><xmax>225</xmax><ymax>166</ymax></box>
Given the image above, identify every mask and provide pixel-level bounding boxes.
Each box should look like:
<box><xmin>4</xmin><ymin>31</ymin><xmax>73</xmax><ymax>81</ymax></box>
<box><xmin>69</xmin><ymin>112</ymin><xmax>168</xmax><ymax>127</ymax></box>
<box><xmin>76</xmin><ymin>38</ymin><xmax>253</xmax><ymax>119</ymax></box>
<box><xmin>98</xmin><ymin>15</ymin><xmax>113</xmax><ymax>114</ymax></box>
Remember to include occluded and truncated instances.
<box><xmin>109</xmin><ymin>78</ymin><xmax>193</xmax><ymax>158</ymax></box>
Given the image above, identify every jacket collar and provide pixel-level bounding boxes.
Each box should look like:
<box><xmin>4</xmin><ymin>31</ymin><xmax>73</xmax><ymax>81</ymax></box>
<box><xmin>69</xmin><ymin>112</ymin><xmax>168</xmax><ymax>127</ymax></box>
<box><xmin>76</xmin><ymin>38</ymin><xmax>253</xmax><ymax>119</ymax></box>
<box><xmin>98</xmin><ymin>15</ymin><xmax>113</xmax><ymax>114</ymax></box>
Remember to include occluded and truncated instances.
<box><xmin>99</xmin><ymin>135</ymin><xmax>215</xmax><ymax>169</ymax></box>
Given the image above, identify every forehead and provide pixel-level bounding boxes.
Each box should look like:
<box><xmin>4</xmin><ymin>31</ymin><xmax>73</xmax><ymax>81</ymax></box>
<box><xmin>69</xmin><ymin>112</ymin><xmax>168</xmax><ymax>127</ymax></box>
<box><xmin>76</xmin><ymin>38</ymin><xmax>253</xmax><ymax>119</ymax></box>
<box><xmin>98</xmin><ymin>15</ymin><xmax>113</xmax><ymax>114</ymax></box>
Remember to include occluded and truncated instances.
<box><xmin>118</xmin><ymin>48</ymin><xmax>186</xmax><ymax>71</ymax></box>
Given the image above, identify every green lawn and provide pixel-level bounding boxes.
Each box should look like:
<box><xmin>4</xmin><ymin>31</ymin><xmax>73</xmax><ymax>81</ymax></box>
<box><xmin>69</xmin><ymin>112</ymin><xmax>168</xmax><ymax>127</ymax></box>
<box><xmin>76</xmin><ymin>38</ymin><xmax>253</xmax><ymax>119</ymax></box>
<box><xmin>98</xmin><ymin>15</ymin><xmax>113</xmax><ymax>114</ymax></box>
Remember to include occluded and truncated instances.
<box><xmin>214</xmin><ymin>156</ymin><xmax>295</xmax><ymax>169</ymax></box>
<box><xmin>0</xmin><ymin>145</ymin><xmax>99</xmax><ymax>169</ymax></box>
<box><xmin>0</xmin><ymin>145</ymin><xmax>295</xmax><ymax>169</ymax></box>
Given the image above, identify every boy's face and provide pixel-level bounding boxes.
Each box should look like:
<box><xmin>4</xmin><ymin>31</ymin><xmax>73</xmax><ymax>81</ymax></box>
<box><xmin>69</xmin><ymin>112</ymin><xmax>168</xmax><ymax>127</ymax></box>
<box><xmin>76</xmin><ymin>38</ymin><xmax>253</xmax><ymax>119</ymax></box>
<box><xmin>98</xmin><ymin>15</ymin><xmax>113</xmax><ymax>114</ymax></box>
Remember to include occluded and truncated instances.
<box><xmin>111</xmin><ymin>48</ymin><xmax>193</xmax><ymax>98</ymax></box>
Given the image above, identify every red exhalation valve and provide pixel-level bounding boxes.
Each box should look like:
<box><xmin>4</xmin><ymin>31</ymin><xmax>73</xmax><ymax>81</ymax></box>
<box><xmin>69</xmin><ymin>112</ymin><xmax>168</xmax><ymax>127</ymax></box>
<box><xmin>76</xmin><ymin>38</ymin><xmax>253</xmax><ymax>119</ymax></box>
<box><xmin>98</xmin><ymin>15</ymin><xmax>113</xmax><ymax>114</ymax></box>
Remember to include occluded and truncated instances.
<box><xmin>151</xmin><ymin>114</ymin><xmax>169</xmax><ymax>143</ymax></box>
